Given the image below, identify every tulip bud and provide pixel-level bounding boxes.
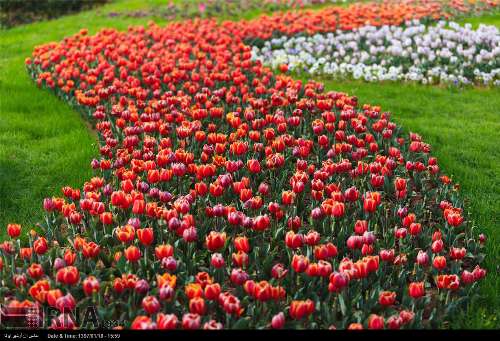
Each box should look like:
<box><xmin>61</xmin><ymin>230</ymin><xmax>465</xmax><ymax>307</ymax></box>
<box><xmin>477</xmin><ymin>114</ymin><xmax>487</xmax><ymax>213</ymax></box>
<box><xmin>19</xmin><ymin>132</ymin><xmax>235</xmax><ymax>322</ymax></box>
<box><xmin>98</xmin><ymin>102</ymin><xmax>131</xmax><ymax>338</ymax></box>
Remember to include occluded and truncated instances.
<box><xmin>162</xmin><ymin>257</ymin><xmax>177</xmax><ymax>272</ymax></box>
<box><xmin>271</xmin><ymin>312</ymin><xmax>285</xmax><ymax>329</ymax></box>
<box><xmin>416</xmin><ymin>250</ymin><xmax>429</xmax><ymax>266</ymax></box>
<box><xmin>210</xmin><ymin>253</ymin><xmax>225</xmax><ymax>268</ymax></box>
<box><xmin>142</xmin><ymin>295</ymin><xmax>160</xmax><ymax>315</ymax></box>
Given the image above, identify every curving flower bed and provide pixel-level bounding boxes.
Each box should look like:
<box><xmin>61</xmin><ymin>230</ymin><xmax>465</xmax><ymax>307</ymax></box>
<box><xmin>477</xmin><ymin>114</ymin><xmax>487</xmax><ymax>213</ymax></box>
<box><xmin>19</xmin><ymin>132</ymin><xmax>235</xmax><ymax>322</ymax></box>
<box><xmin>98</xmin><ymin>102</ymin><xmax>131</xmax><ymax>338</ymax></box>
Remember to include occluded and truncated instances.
<box><xmin>0</xmin><ymin>0</ymin><xmax>492</xmax><ymax>330</ymax></box>
<box><xmin>252</xmin><ymin>20</ymin><xmax>500</xmax><ymax>86</ymax></box>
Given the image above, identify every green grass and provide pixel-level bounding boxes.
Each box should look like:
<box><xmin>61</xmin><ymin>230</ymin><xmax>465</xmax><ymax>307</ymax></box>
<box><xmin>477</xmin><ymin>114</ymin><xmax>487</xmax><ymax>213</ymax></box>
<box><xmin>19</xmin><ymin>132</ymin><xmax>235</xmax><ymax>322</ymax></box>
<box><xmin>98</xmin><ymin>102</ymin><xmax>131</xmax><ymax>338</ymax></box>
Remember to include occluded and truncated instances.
<box><xmin>0</xmin><ymin>0</ymin><xmax>499</xmax><ymax>329</ymax></box>
<box><xmin>457</xmin><ymin>11</ymin><xmax>500</xmax><ymax>28</ymax></box>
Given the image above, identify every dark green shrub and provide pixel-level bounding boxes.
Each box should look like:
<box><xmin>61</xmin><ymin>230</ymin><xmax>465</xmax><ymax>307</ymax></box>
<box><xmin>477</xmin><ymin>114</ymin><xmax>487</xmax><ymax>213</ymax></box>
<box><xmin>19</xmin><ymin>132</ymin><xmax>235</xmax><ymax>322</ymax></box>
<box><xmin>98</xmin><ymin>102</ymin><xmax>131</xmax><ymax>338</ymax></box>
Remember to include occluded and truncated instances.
<box><xmin>0</xmin><ymin>0</ymin><xmax>109</xmax><ymax>28</ymax></box>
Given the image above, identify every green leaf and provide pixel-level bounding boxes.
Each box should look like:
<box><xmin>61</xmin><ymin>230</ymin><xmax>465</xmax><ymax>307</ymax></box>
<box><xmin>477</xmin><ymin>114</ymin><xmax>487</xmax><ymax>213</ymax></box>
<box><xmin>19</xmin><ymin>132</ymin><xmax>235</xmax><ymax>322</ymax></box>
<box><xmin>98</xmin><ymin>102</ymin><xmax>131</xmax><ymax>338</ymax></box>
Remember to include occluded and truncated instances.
<box><xmin>232</xmin><ymin>317</ymin><xmax>251</xmax><ymax>329</ymax></box>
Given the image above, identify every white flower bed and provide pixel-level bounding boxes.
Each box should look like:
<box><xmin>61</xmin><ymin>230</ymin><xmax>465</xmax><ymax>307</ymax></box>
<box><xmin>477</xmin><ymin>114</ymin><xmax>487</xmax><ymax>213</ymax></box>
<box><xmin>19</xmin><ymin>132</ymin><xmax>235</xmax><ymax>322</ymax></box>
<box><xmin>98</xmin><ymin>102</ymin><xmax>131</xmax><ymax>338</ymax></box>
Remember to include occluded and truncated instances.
<box><xmin>252</xmin><ymin>20</ymin><xmax>500</xmax><ymax>86</ymax></box>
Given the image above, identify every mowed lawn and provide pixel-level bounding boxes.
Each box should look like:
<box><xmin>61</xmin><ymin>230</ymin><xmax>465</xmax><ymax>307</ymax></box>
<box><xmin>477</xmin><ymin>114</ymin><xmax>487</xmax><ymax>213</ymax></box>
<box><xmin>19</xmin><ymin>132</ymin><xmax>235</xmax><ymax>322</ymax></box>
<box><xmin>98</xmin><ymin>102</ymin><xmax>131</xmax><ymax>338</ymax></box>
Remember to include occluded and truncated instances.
<box><xmin>0</xmin><ymin>1</ymin><xmax>498</xmax><ymax>328</ymax></box>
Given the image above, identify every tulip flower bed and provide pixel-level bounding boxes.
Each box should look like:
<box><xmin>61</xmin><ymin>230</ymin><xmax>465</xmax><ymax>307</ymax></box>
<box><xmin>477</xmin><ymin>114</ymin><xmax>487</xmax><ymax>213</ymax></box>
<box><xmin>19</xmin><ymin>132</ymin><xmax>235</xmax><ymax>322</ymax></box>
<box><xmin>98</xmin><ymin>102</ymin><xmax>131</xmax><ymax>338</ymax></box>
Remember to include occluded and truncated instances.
<box><xmin>1</xmin><ymin>0</ymin><xmax>492</xmax><ymax>330</ymax></box>
<box><xmin>253</xmin><ymin>20</ymin><xmax>500</xmax><ymax>86</ymax></box>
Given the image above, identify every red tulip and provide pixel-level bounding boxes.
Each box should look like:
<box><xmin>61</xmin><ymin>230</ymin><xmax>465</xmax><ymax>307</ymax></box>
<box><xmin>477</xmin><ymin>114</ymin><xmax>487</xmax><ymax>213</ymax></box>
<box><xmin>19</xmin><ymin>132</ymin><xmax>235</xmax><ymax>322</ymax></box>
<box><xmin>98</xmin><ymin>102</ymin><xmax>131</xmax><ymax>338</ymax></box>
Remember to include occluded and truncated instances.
<box><xmin>82</xmin><ymin>276</ymin><xmax>100</xmax><ymax>296</ymax></box>
<box><xmin>433</xmin><ymin>256</ymin><xmax>447</xmax><ymax>271</ymax></box>
<box><xmin>155</xmin><ymin>244</ymin><xmax>174</xmax><ymax>260</ymax></box>
<box><xmin>116</xmin><ymin>225</ymin><xmax>135</xmax><ymax>244</ymax></box>
<box><xmin>47</xmin><ymin>289</ymin><xmax>63</xmax><ymax>308</ymax></box>
<box><xmin>285</xmin><ymin>231</ymin><xmax>304</xmax><ymax>249</ymax></box>
<box><xmin>137</xmin><ymin>228</ymin><xmax>154</xmax><ymax>246</ymax></box>
<box><xmin>289</xmin><ymin>300</ymin><xmax>314</xmax><ymax>320</ymax></box>
<box><xmin>204</xmin><ymin>283</ymin><xmax>221</xmax><ymax>301</ymax></box>
<box><xmin>7</xmin><ymin>224</ymin><xmax>21</xmax><ymax>238</ymax></box>
<box><xmin>408</xmin><ymin>282</ymin><xmax>425</xmax><ymax>299</ymax></box>
<box><xmin>124</xmin><ymin>245</ymin><xmax>141</xmax><ymax>263</ymax></box>
<box><xmin>234</xmin><ymin>236</ymin><xmax>250</xmax><ymax>253</ymax></box>
<box><xmin>291</xmin><ymin>254</ymin><xmax>309</xmax><ymax>273</ymax></box>
<box><xmin>367</xmin><ymin>314</ymin><xmax>384</xmax><ymax>329</ymax></box>
<box><xmin>378</xmin><ymin>291</ymin><xmax>396</xmax><ymax>306</ymax></box>
<box><xmin>205</xmin><ymin>231</ymin><xmax>226</xmax><ymax>252</ymax></box>
<box><xmin>247</xmin><ymin>159</ymin><xmax>261</xmax><ymax>173</ymax></box>
<box><xmin>157</xmin><ymin>313</ymin><xmax>178</xmax><ymax>330</ymax></box>
<box><xmin>33</xmin><ymin>237</ymin><xmax>48</xmax><ymax>255</ymax></box>
<box><xmin>28</xmin><ymin>264</ymin><xmax>44</xmax><ymax>279</ymax></box>
<box><xmin>189</xmin><ymin>297</ymin><xmax>206</xmax><ymax>315</ymax></box>
<box><xmin>56</xmin><ymin>266</ymin><xmax>80</xmax><ymax>286</ymax></box>
<box><xmin>142</xmin><ymin>295</ymin><xmax>160</xmax><ymax>315</ymax></box>
<box><xmin>131</xmin><ymin>316</ymin><xmax>155</xmax><ymax>330</ymax></box>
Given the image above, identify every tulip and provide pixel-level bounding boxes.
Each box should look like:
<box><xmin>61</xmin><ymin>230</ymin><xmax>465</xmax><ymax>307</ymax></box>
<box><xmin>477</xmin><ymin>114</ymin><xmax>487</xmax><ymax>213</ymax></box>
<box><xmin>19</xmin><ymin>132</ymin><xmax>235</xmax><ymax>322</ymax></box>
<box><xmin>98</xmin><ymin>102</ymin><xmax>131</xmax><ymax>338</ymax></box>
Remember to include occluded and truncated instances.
<box><xmin>47</xmin><ymin>289</ymin><xmax>63</xmax><ymax>307</ymax></box>
<box><xmin>409</xmin><ymin>223</ymin><xmax>422</xmax><ymax>236</ymax></box>
<box><xmin>271</xmin><ymin>312</ymin><xmax>285</xmax><ymax>329</ymax></box>
<box><xmin>408</xmin><ymin>282</ymin><xmax>425</xmax><ymax>299</ymax></box>
<box><xmin>206</xmin><ymin>231</ymin><xmax>226</xmax><ymax>252</ymax></box>
<box><xmin>367</xmin><ymin>314</ymin><xmax>384</xmax><ymax>329</ymax></box>
<box><xmin>124</xmin><ymin>245</ymin><xmax>141</xmax><ymax>263</ymax></box>
<box><xmin>436</xmin><ymin>274</ymin><xmax>460</xmax><ymax>290</ymax></box>
<box><xmin>157</xmin><ymin>313</ymin><xmax>178</xmax><ymax>330</ymax></box>
<box><xmin>461</xmin><ymin>270</ymin><xmax>475</xmax><ymax>285</ymax></box>
<box><xmin>472</xmin><ymin>265</ymin><xmax>487</xmax><ymax>281</ymax></box>
<box><xmin>185</xmin><ymin>283</ymin><xmax>203</xmax><ymax>299</ymax></box>
<box><xmin>234</xmin><ymin>236</ymin><xmax>250</xmax><ymax>253</ymax></box>
<box><xmin>159</xmin><ymin>285</ymin><xmax>175</xmax><ymax>301</ymax></box>
<box><xmin>210</xmin><ymin>253</ymin><xmax>225</xmax><ymax>268</ymax></box>
<box><xmin>363</xmin><ymin>198</ymin><xmax>377</xmax><ymax>213</ymax></box>
<box><xmin>347</xmin><ymin>323</ymin><xmax>363</xmax><ymax>330</ymax></box>
<box><xmin>416</xmin><ymin>250</ymin><xmax>429</xmax><ymax>266</ymax></box>
<box><xmin>142</xmin><ymin>295</ymin><xmax>160</xmax><ymax>315</ymax></box>
<box><xmin>291</xmin><ymin>254</ymin><xmax>309</xmax><ymax>273</ymax></box>
<box><xmin>289</xmin><ymin>300</ymin><xmax>314</xmax><ymax>320</ymax></box>
<box><xmin>189</xmin><ymin>297</ymin><xmax>206</xmax><ymax>315</ymax></box>
<box><xmin>271</xmin><ymin>263</ymin><xmax>288</xmax><ymax>280</ymax></box>
<box><xmin>285</xmin><ymin>231</ymin><xmax>304</xmax><ymax>249</ymax></box>
<box><xmin>386</xmin><ymin>315</ymin><xmax>402</xmax><ymax>330</ymax></box>
<box><xmin>204</xmin><ymin>283</ymin><xmax>221</xmax><ymax>301</ymax></box>
<box><xmin>155</xmin><ymin>244</ymin><xmax>174</xmax><ymax>260</ymax></box>
<box><xmin>56</xmin><ymin>266</ymin><xmax>80</xmax><ymax>286</ymax></box>
<box><xmin>33</xmin><ymin>237</ymin><xmax>48</xmax><ymax>255</ymax></box>
<box><xmin>137</xmin><ymin>228</ymin><xmax>154</xmax><ymax>246</ymax></box>
<box><xmin>378</xmin><ymin>291</ymin><xmax>396</xmax><ymax>306</ymax></box>
<box><xmin>63</xmin><ymin>250</ymin><xmax>76</xmax><ymax>265</ymax></box>
<box><xmin>183</xmin><ymin>227</ymin><xmax>197</xmax><ymax>242</ymax></box>
<box><xmin>131</xmin><ymin>316</ymin><xmax>155</xmax><ymax>330</ymax></box>
<box><xmin>203</xmin><ymin>320</ymin><xmax>223</xmax><ymax>330</ymax></box>
<box><xmin>82</xmin><ymin>276</ymin><xmax>100</xmax><ymax>296</ymax></box>
<box><xmin>28</xmin><ymin>264</ymin><xmax>44</xmax><ymax>279</ymax></box>
<box><xmin>354</xmin><ymin>220</ymin><xmax>368</xmax><ymax>235</ymax></box>
<box><xmin>433</xmin><ymin>256</ymin><xmax>447</xmax><ymax>271</ymax></box>
<box><xmin>431</xmin><ymin>239</ymin><xmax>444</xmax><ymax>253</ymax></box>
<box><xmin>219</xmin><ymin>293</ymin><xmax>242</xmax><ymax>316</ymax></box>
<box><xmin>182</xmin><ymin>313</ymin><xmax>201</xmax><ymax>330</ymax></box>
<box><xmin>162</xmin><ymin>256</ymin><xmax>177</xmax><ymax>272</ymax></box>
<box><xmin>56</xmin><ymin>293</ymin><xmax>76</xmax><ymax>313</ymax></box>
<box><xmin>247</xmin><ymin>159</ymin><xmax>261</xmax><ymax>173</ymax></box>
<box><xmin>135</xmin><ymin>279</ymin><xmax>150</xmax><ymax>294</ymax></box>
<box><xmin>304</xmin><ymin>230</ymin><xmax>320</xmax><ymax>246</ymax></box>
<box><xmin>28</xmin><ymin>280</ymin><xmax>49</xmax><ymax>302</ymax></box>
<box><xmin>7</xmin><ymin>224</ymin><xmax>21</xmax><ymax>238</ymax></box>
<box><xmin>230</xmin><ymin>268</ymin><xmax>249</xmax><ymax>286</ymax></box>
